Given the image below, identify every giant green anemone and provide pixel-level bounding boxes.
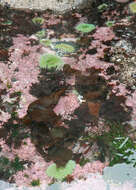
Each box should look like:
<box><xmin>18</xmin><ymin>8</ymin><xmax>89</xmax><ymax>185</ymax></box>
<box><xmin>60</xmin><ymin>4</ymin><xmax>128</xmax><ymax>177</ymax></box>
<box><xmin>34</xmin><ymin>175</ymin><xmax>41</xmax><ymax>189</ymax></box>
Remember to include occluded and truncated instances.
<box><xmin>129</xmin><ymin>2</ymin><xmax>136</xmax><ymax>14</ymax></box>
<box><xmin>52</xmin><ymin>41</ymin><xmax>77</xmax><ymax>56</ymax></box>
<box><xmin>40</xmin><ymin>39</ymin><xmax>52</xmax><ymax>47</ymax></box>
<box><xmin>75</xmin><ymin>23</ymin><xmax>96</xmax><ymax>33</ymax></box>
<box><xmin>32</xmin><ymin>17</ymin><xmax>44</xmax><ymax>25</ymax></box>
<box><xmin>46</xmin><ymin>160</ymin><xmax>76</xmax><ymax>181</ymax></box>
<box><xmin>39</xmin><ymin>53</ymin><xmax>65</xmax><ymax>70</ymax></box>
<box><xmin>35</xmin><ymin>30</ymin><xmax>46</xmax><ymax>39</ymax></box>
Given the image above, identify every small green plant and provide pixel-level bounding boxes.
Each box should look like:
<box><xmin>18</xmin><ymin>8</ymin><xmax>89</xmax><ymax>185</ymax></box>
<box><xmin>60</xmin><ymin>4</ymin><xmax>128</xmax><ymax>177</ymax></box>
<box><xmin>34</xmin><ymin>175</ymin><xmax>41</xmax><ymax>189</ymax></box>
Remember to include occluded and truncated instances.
<box><xmin>0</xmin><ymin>156</ymin><xmax>25</xmax><ymax>179</ymax></box>
<box><xmin>97</xmin><ymin>3</ymin><xmax>108</xmax><ymax>12</ymax></box>
<box><xmin>31</xmin><ymin>179</ymin><xmax>40</xmax><ymax>186</ymax></box>
<box><xmin>32</xmin><ymin>17</ymin><xmax>44</xmax><ymax>25</ymax></box>
<box><xmin>46</xmin><ymin>160</ymin><xmax>76</xmax><ymax>181</ymax></box>
<box><xmin>39</xmin><ymin>53</ymin><xmax>65</xmax><ymax>70</ymax></box>
<box><xmin>109</xmin><ymin>136</ymin><xmax>135</xmax><ymax>166</ymax></box>
<box><xmin>40</xmin><ymin>39</ymin><xmax>52</xmax><ymax>47</ymax></box>
<box><xmin>96</xmin><ymin>121</ymin><xmax>136</xmax><ymax>166</ymax></box>
<box><xmin>75</xmin><ymin>23</ymin><xmax>96</xmax><ymax>33</ymax></box>
<box><xmin>24</xmin><ymin>173</ymin><xmax>29</xmax><ymax>178</ymax></box>
<box><xmin>129</xmin><ymin>2</ymin><xmax>136</xmax><ymax>13</ymax></box>
<box><xmin>105</xmin><ymin>20</ymin><xmax>115</xmax><ymax>27</ymax></box>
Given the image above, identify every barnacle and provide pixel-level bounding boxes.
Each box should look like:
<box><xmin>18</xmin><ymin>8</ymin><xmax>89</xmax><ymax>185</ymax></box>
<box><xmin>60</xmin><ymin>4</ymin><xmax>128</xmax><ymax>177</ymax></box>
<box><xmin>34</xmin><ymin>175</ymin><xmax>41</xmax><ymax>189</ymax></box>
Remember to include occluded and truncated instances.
<box><xmin>75</xmin><ymin>23</ymin><xmax>96</xmax><ymax>33</ymax></box>
<box><xmin>46</xmin><ymin>160</ymin><xmax>76</xmax><ymax>181</ymax></box>
<box><xmin>39</xmin><ymin>53</ymin><xmax>65</xmax><ymax>70</ymax></box>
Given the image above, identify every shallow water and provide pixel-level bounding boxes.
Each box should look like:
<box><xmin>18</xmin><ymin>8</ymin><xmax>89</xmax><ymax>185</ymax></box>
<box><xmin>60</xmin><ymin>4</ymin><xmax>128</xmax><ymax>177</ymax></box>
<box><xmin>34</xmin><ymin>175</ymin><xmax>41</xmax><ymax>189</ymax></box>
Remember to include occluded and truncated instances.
<box><xmin>0</xmin><ymin>0</ymin><xmax>136</xmax><ymax>187</ymax></box>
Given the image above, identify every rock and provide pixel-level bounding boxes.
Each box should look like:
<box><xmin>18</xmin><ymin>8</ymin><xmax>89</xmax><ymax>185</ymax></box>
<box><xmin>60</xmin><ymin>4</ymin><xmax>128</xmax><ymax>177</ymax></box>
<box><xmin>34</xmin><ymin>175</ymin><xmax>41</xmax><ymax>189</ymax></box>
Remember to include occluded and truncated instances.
<box><xmin>48</xmin><ymin>146</ymin><xmax>73</xmax><ymax>166</ymax></box>
<box><xmin>115</xmin><ymin>0</ymin><xmax>129</xmax><ymax>3</ymax></box>
<box><xmin>1</xmin><ymin>0</ymin><xmax>93</xmax><ymax>13</ymax></box>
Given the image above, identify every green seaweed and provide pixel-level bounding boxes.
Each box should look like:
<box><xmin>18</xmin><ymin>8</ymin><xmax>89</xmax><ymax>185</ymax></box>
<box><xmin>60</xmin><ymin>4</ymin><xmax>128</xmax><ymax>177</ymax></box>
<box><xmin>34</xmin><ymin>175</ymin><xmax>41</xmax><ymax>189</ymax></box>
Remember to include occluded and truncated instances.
<box><xmin>96</xmin><ymin>122</ymin><xmax>136</xmax><ymax>166</ymax></box>
<box><xmin>0</xmin><ymin>156</ymin><xmax>25</xmax><ymax>180</ymax></box>
<box><xmin>11</xmin><ymin>156</ymin><xmax>25</xmax><ymax>172</ymax></box>
<box><xmin>31</xmin><ymin>179</ymin><xmax>40</xmax><ymax>186</ymax></box>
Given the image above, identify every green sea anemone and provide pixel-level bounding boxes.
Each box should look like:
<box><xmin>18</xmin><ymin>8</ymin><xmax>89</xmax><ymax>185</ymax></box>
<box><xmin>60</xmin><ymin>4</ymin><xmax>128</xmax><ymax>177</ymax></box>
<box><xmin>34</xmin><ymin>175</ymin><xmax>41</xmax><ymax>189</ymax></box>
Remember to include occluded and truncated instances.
<box><xmin>55</xmin><ymin>43</ymin><xmax>75</xmax><ymax>53</ymax></box>
<box><xmin>32</xmin><ymin>17</ymin><xmax>44</xmax><ymax>25</ymax></box>
<box><xmin>35</xmin><ymin>30</ymin><xmax>46</xmax><ymax>39</ymax></box>
<box><xmin>98</xmin><ymin>3</ymin><xmax>108</xmax><ymax>12</ymax></box>
<box><xmin>40</xmin><ymin>39</ymin><xmax>52</xmax><ymax>47</ymax></box>
<box><xmin>52</xmin><ymin>41</ymin><xmax>76</xmax><ymax>56</ymax></box>
<box><xmin>39</xmin><ymin>53</ymin><xmax>65</xmax><ymax>70</ymax></box>
<box><xmin>75</xmin><ymin>23</ymin><xmax>96</xmax><ymax>33</ymax></box>
<box><xmin>129</xmin><ymin>2</ymin><xmax>136</xmax><ymax>14</ymax></box>
<box><xmin>105</xmin><ymin>20</ymin><xmax>115</xmax><ymax>27</ymax></box>
<box><xmin>46</xmin><ymin>160</ymin><xmax>76</xmax><ymax>181</ymax></box>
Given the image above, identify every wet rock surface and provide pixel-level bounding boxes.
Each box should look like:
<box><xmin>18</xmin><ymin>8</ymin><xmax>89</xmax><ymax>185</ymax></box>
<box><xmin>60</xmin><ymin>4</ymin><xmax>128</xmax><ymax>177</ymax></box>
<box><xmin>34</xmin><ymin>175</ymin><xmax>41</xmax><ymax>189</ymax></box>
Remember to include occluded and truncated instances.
<box><xmin>0</xmin><ymin>0</ymin><xmax>136</xmax><ymax>187</ymax></box>
<box><xmin>0</xmin><ymin>0</ymin><xmax>93</xmax><ymax>13</ymax></box>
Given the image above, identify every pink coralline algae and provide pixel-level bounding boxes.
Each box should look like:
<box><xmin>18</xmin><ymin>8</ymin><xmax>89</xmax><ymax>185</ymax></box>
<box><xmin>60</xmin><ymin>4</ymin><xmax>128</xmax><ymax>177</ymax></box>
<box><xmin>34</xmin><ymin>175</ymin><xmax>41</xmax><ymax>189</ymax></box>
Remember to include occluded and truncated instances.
<box><xmin>13</xmin><ymin>161</ymin><xmax>52</xmax><ymax>187</ymax></box>
<box><xmin>7</xmin><ymin>34</ymin><xmax>41</xmax><ymax>118</ymax></box>
<box><xmin>111</xmin><ymin>83</ymin><xmax>129</xmax><ymax>96</ymax></box>
<box><xmin>72</xmin><ymin>161</ymin><xmax>108</xmax><ymax>179</ymax></box>
<box><xmin>0</xmin><ymin>137</ymin><xmax>52</xmax><ymax>186</ymax></box>
<box><xmin>76</xmin><ymin>54</ymin><xmax>110</xmax><ymax>72</ymax></box>
<box><xmin>0</xmin><ymin>62</ymin><xmax>13</xmax><ymax>86</ymax></box>
<box><xmin>43</xmin><ymin>14</ymin><xmax>62</xmax><ymax>26</ymax></box>
<box><xmin>126</xmin><ymin>91</ymin><xmax>136</xmax><ymax>121</ymax></box>
<box><xmin>93</xmin><ymin>27</ymin><xmax>115</xmax><ymax>42</ymax></box>
<box><xmin>53</xmin><ymin>92</ymin><xmax>80</xmax><ymax>119</ymax></box>
<box><xmin>88</xmin><ymin>40</ymin><xmax>109</xmax><ymax>58</ymax></box>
